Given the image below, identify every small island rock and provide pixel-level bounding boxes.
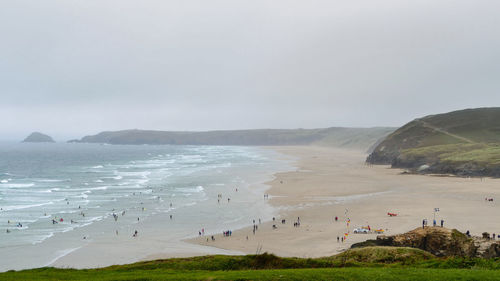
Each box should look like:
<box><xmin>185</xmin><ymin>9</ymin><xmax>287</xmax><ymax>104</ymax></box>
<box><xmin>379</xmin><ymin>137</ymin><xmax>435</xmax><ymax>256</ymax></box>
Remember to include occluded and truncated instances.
<box><xmin>22</xmin><ymin>132</ymin><xmax>55</xmax><ymax>143</ymax></box>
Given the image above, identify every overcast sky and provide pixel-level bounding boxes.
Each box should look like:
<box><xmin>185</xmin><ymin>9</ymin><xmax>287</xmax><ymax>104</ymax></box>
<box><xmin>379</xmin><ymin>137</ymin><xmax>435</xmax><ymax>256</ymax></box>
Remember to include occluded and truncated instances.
<box><xmin>1</xmin><ymin>0</ymin><xmax>499</xmax><ymax>140</ymax></box>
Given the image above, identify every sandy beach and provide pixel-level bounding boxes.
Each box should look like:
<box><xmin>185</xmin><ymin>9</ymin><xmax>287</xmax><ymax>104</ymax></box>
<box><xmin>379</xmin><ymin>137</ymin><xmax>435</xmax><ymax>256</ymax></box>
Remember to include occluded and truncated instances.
<box><xmin>6</xmin><ymin>145</ymin><xmax>500</xmax><ymax>271</ymax></box>
<box><xmin>189</xmin><ymin>146</ymin><xmax>500</xmax><ymax>258</ymax></box>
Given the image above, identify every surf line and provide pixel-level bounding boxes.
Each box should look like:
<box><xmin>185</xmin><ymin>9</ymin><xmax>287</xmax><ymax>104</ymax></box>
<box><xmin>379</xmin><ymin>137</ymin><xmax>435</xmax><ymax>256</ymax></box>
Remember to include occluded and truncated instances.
<box><xmin>44</xmin><ymin>246</ymin><xmax>83</xmax><ymax>267</ymax></box>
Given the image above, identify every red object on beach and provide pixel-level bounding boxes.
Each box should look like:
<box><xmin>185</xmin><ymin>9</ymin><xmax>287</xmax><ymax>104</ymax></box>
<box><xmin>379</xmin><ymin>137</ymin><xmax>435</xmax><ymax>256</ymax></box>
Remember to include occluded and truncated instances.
<box><xmin>60</xmin><ymin>218</ymin><xmax>64</xmax><ymax>222</ymax></box>
<box><xmin>387</xmin><ymin>212</ymin><xmax>398</xmax><ymax>217</ymax></box>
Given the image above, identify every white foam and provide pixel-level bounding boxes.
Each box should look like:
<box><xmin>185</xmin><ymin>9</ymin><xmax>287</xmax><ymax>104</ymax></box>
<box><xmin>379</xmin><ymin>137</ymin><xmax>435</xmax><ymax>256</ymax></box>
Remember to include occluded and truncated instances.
<box><xmin>32</xmin><ymin>232</ymin><xmax>55</xmax><ymax>245</ymax></box>
<box><xmin>36</xmin><ymin>188</ymin><xmax>61</xmax><ymax>193</ymax></box>
<box><xmin>36</xmin><ymin>179</ymin><xmax>69</xmax><ymax>183</ymax></box>
<box><xmin>45</xmin><ymin>246</ymin><xmax>83</xmax><ymax>267</ymax></box>
<box><xmin>134</xmin><ymin>179</ymin><xmax>150</xmax><ymax>185</ymax></box>
<box><xmin>175</xmin><ymin>186</ymin><xmax>204</xmax><ymax>193</ymax></box>
<box><xmin>2</xmin><ymin>201</ymin><xmax>54</xmax><ymax>211</ymax></box>
<box><xmin>1</xmin><ymin>183</ymin><xmax>35</xmax><ymax>188</ymax></box>
<box><xmin>92</xmin><ymin>165</ymin><xmax>104</xmax><ymax>169</ymax></box>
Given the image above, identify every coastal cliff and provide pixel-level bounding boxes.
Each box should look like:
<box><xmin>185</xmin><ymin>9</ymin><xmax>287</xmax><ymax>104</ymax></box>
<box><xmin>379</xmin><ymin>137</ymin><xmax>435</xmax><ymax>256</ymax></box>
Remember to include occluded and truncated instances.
<box><xmin>366</xmin><ymin>108</ymin><xmax>500</xmax><ymax>177</ymax></box>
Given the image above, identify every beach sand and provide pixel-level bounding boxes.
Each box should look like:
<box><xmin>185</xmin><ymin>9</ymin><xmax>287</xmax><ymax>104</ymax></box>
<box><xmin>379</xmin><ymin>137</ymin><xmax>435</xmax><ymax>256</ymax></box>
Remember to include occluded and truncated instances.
<box><xmin>188</xmin><ymin>146</ymin><xmax>500</xmax><ymax>257</ymax></box>
<box><xmin>18</xmin><ymin>145</ymin><xmax>500</xmax><ymax>270</ymax></box>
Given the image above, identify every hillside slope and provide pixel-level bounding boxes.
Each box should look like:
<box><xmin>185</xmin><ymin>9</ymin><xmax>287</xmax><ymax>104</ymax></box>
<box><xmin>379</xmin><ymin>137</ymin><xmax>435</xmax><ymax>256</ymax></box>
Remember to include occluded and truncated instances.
<box><xmin>70</xmin><ymin>127</ymin><xmax>394</xmax><ymax>151</ymax></box>
<box><xmin>367</xmin><ymin>108</ymin><xmax>500</xmax><ymax>177</ymax></box>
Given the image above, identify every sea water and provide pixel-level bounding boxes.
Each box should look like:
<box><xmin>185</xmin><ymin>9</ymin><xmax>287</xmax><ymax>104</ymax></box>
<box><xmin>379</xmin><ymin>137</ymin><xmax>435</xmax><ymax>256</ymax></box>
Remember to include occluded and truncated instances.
<box><xmin>0</xmin><ymin>143</ymin><xmax>293</xmax><ymax>270</ymax></box>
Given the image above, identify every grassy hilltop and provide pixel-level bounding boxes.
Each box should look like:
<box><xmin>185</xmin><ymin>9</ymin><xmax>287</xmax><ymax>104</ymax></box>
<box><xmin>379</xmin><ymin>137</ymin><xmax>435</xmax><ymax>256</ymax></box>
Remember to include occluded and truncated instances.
<box><xmin>367</xmin><ymin>108</ymin><xmax>500</xmax><ymax>177</ymax></box>
<box><xmin>3</xmin><ymin>248</ymin><xmax>500</xmax><ymax>281</ymax></box>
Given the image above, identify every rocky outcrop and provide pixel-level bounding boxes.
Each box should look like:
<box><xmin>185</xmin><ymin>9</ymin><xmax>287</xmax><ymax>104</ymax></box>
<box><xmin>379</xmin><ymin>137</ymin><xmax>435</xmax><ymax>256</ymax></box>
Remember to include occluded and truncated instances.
<box><xmin>22</xmin><ymin>132</ymin><xmax>55</xmax><ymax>143</ymax></box>
<box><xmin>352</xmin><ymin>227</ymin><xmax>500</xmax><ymax>258</ymax></box>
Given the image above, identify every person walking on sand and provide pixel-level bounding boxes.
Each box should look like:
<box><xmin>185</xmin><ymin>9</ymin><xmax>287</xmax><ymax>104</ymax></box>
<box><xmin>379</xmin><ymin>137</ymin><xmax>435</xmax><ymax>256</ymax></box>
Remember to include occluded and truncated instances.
<box><xmin>337</xmin><ymin>236</ymin><xmax>339</xmax><ymax>243</ymax></box>
<box><xmin>433</xmin><ymin>219</ymin><xmax>436</xmax><ymax>227</ymax></box>
<box><xmin>422</xmin><ymin>219</ymin><xmax>425</xmax><ymax>229</ymax></box>
<box><xmin>440</xmin><ymin>219</ymin><xmax>444</xmax><ymax>227</ymax></box>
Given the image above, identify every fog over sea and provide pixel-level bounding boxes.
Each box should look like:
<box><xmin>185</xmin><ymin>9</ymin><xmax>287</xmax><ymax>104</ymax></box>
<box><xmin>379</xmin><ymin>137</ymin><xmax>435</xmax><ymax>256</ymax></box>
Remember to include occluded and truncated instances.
<box><xmin>0</xmin><ymin>143</ymin><xmax>293</xmax><ymax>270</ymax></box>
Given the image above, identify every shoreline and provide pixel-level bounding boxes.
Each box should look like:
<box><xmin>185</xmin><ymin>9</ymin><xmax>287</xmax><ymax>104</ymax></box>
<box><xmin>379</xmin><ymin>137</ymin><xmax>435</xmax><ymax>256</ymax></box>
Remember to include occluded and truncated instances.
<box><xmin>188</xmin><ymin>146</ymin><xmax>500</xmax><ymax>258</ymax></box>
<box><xmin>47</xmin><ymin>147</ymin><xmax>293</xmax><ymax>269</ymax></box>
<box><xmin>0</xmin><ymin>146</ymin><xmax>295</xmax><ymax>272</ymax></box>
<box><xmin>3</xmin><ymin>145</ymin><xmax>500</xmax><ymax>270</ymax></box>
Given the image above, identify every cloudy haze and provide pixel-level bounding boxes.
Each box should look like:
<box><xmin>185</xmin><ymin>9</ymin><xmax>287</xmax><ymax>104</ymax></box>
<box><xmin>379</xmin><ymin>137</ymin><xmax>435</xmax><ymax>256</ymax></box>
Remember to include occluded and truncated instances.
<box><xmin>1</xmin><ymin>0</ymin><xmax>499</xmax><ymax>140</ymax></box>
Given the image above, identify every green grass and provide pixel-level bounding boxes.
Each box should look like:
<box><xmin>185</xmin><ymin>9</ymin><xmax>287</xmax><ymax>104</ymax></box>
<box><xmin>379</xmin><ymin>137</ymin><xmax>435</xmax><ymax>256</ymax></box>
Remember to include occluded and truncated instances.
<box><xmin>3</xmin><ymin>249</ymin><xmax>500</xmax><ymax>281</ymax></box>
<box><xmin>3</xmin><ymin>267</ymin><xmax>500</xmax><ymax>281</ymax></box>
<box><xmin>400</xmin><ymin>143</ymin><xmax>500</xmax><ymax>167</ymax></box>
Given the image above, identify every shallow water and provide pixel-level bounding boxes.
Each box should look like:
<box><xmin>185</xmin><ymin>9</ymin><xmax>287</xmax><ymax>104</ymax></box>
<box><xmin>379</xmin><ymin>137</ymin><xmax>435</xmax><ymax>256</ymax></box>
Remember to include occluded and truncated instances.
<box><xmin>0</xmin><ymin>143</ymin><xmax>293</xmax><ymax>270</ymax></box>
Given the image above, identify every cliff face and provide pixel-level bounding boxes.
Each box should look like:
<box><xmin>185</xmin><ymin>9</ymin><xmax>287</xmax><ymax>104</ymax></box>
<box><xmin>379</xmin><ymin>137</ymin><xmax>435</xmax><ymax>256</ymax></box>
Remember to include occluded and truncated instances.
<box><xmin>352</xmin><ymin>227</ymin><xmax>500</xmax><ymax>258</ymax></box>
<box><xmin>22</xmin><ymin>132</ymin><xmax>55</xmax><ymax>143</ymax></box>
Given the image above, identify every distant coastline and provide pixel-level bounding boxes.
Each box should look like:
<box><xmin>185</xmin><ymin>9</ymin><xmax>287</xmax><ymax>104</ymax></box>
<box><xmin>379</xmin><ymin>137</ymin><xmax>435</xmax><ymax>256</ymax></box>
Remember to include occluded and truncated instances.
<box><xmin>69</xmin><ymin>127</ymin><xmax>394</xmax><ymax>151</ymax></box>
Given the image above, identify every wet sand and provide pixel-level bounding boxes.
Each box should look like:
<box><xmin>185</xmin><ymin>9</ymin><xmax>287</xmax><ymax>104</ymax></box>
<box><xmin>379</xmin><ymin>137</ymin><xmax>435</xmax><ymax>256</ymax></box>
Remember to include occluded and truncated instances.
<box><xmin>188</xmin><ymin>146</ymin><xmax>500</xmax><ymax>257</ymax></box>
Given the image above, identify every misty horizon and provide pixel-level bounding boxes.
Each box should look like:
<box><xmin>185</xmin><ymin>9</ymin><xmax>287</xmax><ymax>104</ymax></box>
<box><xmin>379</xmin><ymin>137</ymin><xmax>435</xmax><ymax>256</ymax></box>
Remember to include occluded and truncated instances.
<box><xmin>2</xmin><ymin>1</ymin><xmax>499</xmax><ymax>140</ymax></box>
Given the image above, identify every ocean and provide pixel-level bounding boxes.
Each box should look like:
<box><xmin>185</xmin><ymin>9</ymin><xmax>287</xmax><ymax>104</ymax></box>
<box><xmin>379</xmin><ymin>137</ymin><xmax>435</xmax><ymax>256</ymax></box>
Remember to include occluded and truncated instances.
<box><xmin>0</xmin><ymin>143</ymin><xmax>293</xmax><ymax>270</ymax></box>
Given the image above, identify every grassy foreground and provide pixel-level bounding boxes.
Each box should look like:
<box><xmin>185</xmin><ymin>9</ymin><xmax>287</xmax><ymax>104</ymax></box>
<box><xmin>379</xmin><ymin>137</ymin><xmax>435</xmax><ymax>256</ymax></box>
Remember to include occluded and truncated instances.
<box><xmin>3</xmin><ymin>267</ymin><xmax>500</xmax><ymax>281</ymax></box>
<box><xmin>2</xmin><ymin>248</ymin><xmax>500</xmax><ymax>280</ymax></box>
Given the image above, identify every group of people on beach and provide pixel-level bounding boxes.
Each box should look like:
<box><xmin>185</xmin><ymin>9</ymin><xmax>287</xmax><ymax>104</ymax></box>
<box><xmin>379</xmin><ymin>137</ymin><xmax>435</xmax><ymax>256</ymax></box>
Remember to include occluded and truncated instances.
<box><xmin>422</xmin><ymin>218</ymin><xmax>445</xmax><ymax>228</ymax></box>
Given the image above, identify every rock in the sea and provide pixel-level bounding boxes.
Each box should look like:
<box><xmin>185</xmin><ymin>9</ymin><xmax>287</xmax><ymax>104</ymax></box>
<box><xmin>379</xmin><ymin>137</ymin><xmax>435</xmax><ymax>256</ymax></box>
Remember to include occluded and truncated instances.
<box><xmin>22</xmin><ymin>132</ymin><xmax>55</xmax><ymax>143</ymax></box>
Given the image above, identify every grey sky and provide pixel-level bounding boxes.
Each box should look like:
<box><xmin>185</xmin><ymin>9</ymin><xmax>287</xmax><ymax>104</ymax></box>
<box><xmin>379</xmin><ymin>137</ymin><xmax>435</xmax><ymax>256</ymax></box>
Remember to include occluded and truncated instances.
<box><xmin>1</xmin><ymin>0</ymin><xmax>499</xmax><ymax>140</ymax></box>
